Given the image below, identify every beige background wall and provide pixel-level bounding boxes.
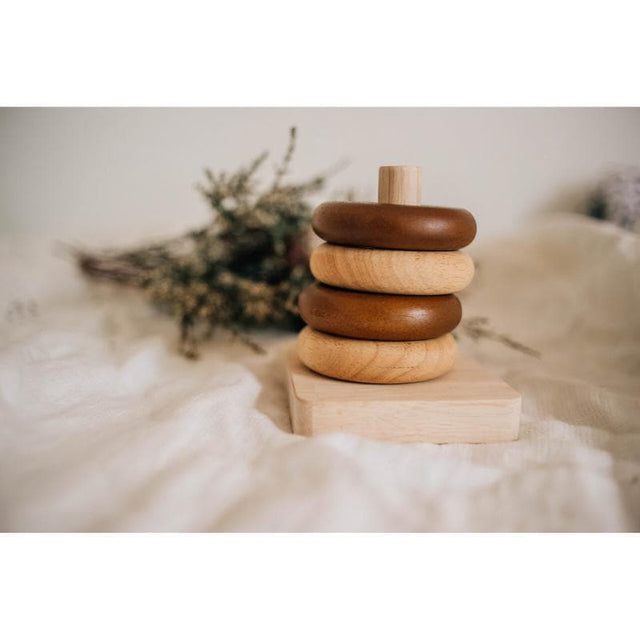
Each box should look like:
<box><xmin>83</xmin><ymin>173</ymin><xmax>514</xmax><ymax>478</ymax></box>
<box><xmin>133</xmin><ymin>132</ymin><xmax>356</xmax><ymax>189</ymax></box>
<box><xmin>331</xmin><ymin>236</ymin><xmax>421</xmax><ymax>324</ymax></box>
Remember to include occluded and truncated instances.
<box><xmin>1</xmin><ymin>108</ymin><xmax>640</xmax><ymax>245</ymax></box>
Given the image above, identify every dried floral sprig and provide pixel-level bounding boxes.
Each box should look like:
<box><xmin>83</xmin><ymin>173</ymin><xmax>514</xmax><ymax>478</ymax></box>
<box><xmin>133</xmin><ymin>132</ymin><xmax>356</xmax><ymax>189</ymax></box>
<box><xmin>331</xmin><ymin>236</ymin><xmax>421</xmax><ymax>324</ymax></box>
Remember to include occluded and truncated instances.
<box><xmin>457</xmin><ymin>316</ymin><xmax>541</xmax><ymax>358</ymax></box>
<box><xmin>75</xmin><ymin>128</ymin><xmax>327</xmax><ymax>358</ymax></box>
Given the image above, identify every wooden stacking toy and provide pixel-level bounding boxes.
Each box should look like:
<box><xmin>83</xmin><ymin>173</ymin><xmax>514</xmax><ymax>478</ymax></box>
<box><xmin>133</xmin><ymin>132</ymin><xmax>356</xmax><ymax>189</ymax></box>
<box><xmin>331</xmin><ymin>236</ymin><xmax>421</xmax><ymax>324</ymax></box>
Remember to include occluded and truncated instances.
<box><xmin>286</xmin><ymin>166</ymin><xmax>521</xmax><ymax>443</ymax></box>
<box><xmin>299</xmin><ymin>165</ymin><xmax>474</xmax><ymax>384</ymax></box>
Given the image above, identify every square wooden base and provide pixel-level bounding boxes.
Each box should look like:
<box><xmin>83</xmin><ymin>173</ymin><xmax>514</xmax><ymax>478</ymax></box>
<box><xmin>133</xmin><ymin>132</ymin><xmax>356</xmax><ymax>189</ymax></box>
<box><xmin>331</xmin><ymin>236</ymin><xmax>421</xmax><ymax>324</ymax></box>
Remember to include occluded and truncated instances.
<box><xmin>287</xmin><ymin>350</ymin><xmax>521</xmax><ymax>444</ymax></box>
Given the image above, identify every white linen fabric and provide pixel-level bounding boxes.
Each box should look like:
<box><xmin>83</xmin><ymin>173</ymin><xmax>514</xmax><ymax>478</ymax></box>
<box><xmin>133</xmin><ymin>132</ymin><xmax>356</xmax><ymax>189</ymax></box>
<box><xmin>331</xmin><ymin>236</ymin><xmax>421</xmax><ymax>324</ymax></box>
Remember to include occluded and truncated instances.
<box><xmin>0</xmin><ymin>213</ymin><xmax>638</xmax><ymax>531</ymax></box>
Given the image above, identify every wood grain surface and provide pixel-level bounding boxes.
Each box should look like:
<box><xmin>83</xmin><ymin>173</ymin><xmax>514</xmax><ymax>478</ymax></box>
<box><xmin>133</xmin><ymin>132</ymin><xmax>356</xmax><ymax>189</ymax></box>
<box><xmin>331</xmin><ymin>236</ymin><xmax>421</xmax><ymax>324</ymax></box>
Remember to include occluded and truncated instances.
<box><xmin>299</xmin><ymin>283</ymin><xmax>462</xmax><ymax>340</ymax></box>
<box><xmin>310</xmin><ymin>244</ymin><xmax>475</xmax><ymax>294</ymax></box>
<box><xmin>287</xmin><ymin>348</ymin><xmax>521</xmax><ymax>443</ymax></box>
<box><xmin>312</xmin><ymin>201</ymin><xmax>476</xmax><ymax>250</ymax></box>
<box><xmin>296</xmin><ymin>326</ymin><xmax>457</xmax><ymax>384</ymax></box>
<box><xmin>378</xmin><ymin>166</ymin><xmax>421</xmax><ymax>205</ymax></box>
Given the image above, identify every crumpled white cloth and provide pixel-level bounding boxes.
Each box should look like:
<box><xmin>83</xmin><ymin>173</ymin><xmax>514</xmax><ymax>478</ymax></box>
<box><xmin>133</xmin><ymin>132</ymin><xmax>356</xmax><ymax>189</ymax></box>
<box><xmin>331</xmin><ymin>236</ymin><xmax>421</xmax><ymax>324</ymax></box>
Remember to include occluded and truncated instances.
<box><xmin>0</xmin><ymin>213</ymin><xmax>638</xmax><ymax>531</ymax></box>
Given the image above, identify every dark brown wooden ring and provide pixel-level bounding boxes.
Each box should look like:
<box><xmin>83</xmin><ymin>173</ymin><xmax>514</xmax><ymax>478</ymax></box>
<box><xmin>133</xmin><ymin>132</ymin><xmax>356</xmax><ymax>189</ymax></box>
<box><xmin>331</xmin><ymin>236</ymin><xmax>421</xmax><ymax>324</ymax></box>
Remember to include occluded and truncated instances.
<box><xmin>298</xmin><ymin>282</ymin><xmax>462</xmax><ymax>341</ymax></box>
<box><xmin>312</xmin><ymin>202</ymin><xmax>477</xmax><ymax>250</ymax></box>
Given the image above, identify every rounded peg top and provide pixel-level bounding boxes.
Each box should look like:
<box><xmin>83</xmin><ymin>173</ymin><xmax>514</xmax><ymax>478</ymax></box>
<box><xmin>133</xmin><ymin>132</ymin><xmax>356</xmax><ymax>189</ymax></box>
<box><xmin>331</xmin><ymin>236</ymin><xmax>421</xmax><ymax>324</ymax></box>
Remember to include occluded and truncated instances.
<box><xmin>378</xmin><ymin>166</ymin><xmax>421</xmax><ymax>206</ymax></box>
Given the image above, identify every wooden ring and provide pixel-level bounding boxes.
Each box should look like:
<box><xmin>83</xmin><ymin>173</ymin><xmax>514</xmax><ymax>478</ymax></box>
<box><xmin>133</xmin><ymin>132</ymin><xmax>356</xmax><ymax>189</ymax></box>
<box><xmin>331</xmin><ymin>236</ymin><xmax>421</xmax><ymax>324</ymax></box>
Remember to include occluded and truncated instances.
<box><xmin>296</xmin><ymin>327</ymin><xmax>457</xmax><ymax>384</ymax></box>
<box><xmin>310</xmin><ymin>244</ymin><xmax>474</xmax><ymax>295</ymax></box>
<box><xmin>312</xmin><ymin>202</ymin><xmax>476</xmax><ymax>250</ymax></box>
<box><xmin>299</xmin><ymin>283</ymin><xmax>462</xmax><ymax>341</ymax></box>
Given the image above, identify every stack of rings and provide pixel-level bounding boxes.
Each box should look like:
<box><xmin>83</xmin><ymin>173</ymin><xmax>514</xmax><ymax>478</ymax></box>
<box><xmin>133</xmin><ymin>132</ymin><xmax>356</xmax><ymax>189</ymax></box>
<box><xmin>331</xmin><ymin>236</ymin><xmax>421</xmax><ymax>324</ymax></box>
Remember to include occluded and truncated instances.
<box><xmin>296</xmin><ymin>201</ymin><xmax>477</xmax><ymax>384</ymax></box>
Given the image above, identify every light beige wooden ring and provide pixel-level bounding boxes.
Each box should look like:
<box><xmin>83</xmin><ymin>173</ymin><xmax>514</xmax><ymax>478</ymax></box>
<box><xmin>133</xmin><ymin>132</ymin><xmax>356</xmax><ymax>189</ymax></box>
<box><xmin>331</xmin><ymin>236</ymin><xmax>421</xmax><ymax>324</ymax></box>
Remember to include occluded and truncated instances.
<box><xmin>310</xmin><ymin>244</ymin><xmax>474</xmax><ymax>295</ymax></box>
<box><xmin>296</xmin><ymin>326</ymin><xmax>457</xmax><ymax>384</ymax></box>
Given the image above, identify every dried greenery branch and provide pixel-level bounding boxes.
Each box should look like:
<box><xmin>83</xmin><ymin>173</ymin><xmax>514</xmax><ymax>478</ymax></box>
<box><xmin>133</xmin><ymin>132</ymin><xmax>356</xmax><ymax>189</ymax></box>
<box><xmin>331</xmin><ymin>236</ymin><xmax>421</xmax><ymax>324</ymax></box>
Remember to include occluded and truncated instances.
<box><xmin>75</xmin><ymin>128</ymin><xmax>326</xmax><ymax>358</ymax></box>
<box><xmin>457</xmin><ymin>317</ymin><xmax>541</xmax><ymax>358</ymax></box>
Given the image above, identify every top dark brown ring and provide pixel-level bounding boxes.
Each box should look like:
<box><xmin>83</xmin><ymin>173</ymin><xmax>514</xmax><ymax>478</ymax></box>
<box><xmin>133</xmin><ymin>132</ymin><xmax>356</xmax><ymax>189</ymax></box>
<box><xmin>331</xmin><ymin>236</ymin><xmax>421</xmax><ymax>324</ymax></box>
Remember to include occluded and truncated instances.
<box><xmin>312</xmin><ymin>202</ymin><xmax>477</xmax><ymax>250</ymax></box>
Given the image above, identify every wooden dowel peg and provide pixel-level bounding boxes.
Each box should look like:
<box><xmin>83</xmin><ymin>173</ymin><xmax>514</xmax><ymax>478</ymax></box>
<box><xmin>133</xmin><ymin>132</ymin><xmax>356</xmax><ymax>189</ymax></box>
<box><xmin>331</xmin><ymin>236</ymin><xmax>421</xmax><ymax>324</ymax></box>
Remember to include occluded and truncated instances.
<box><xmin>378</xmin><ymin>166</ymin><xmax>421</xmax><ymax>205</ymax></box>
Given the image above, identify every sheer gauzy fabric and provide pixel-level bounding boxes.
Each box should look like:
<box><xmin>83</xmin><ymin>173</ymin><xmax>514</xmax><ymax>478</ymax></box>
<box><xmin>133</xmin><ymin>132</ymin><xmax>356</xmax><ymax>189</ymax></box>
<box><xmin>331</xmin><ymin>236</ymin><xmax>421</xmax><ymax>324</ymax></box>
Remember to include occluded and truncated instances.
<box><xmin>0</xmin><ymin>213</ymin><xmax>638</xmax><ymax>531</ymax></box>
